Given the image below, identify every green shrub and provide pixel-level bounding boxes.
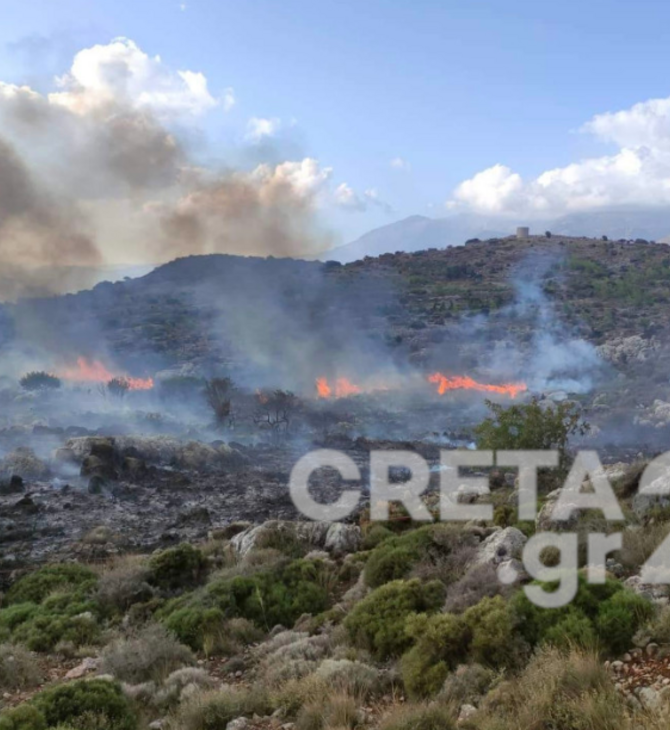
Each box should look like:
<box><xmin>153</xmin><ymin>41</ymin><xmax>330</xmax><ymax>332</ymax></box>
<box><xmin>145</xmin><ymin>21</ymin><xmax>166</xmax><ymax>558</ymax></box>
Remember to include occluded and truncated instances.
<box><xmin>6</xmin><ymin>565</ymin><xmax>97</xmax><ymax>605</ymax></box>
<box><xmin>401</xmin><ymin>613</ymin><xmax>470</xmax><ymax>698</ymax></box>
<box><xmin>160</xmin><ymin>558</ymin><xmax>335</xmax><ymax>644</ymax></box>
<box><xmin>596</xmin><ymin>590</ymin><xmax>655</xmax><ymax>655</ymax></box>
<box><xmin>344</xmin><ymin>579</ymin><xmax>445</xmax><ymax>660</ymax></box>
<box><xmin>511</xmin><ymin>575</ymin><xmax>652</xmax><ymax>656</ymax></box>
<box><xmin>0</xmin><ymin>704</ymin><xmax>46</xmax><ymax>730</ymax></box>
<box><xmin>364</xmin><ymin>525</ymin><xmax>475</xmax><ymax>589</ymax></box>
<box><xmin>163</xmin><ymin>606</ymin><xmax>226</xmax><ymax>653</ymax></box>
<box><xmin>11</xmin><ymin>591</ymin><xmax>100</xmax><ymax>652</ymax></box>
<box><xmin>149</xmin><ymin>544</ymin><xmax>207</xmax><ymax>592</ymax></box>
<box><xmin>462</xmin><ymin>595</ymin><xmax>522</xmax><ymax>667</ymax></box>
<box><xmin>542</xmin><ymin>609</ymin><xmax>598</xmax><ymax>651</ymax></box>
<box><xmin>33</xmin><ymin>679</ymin><xmax>136</xmax><ymax>730</ymax></box>
<box><xmin>362</xmin><ymin>524</ymin><xmax>395</xmax><ymax>550</ymax></box>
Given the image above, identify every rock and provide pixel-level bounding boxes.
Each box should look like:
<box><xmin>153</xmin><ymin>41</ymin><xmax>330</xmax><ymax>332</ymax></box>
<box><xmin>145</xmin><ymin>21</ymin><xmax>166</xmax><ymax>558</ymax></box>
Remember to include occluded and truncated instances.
<box><xmin>324</xmin><ymin>522</ymin><xmax>361</xmax><ymax>555</ymax></box>
<box><xmin>226</xmin><ymin>718</ymin><xmax>248</xmax><ymax>730</ymax></box>
<box><xmin>148</xmin><ymin>721</ymin><xmax>164</xmax><ymax>730</ymax></box>
<box><xmin>637</xmin><ymin>686</ymin><xmax>662</xmax><ymax>711</ymax></box>
<box><xmin>458</xmin><ymin>704</ymin><xmax>477</xmax><ymax>723</ymax></box>
<box><xmin>65</xmin><ymin>657</ymin><xmax>99</xmax><ymax>679</ymax></box>
<box><xmin>624</xmin><ymin>575</ymin><xmax>670</xmax><ymax>606</ymax></box>
<box><xmin>471</xmin><ymin>527</ymin><xmax>527</xmax><ymax>568</ymax></box>
<box><xmin>82</xmin><ymin>455</ymin><xmax>118</xmax><ymax>481</ymax></box>
<box><xmin>536</xmin><ymin>489</ymin><xmax>580</xmax><ymax>531</ymax></box>
<box><xmin>230</xmin><ymin>520</ymin><xmax>332</xmax><ymax>557</ymax></box>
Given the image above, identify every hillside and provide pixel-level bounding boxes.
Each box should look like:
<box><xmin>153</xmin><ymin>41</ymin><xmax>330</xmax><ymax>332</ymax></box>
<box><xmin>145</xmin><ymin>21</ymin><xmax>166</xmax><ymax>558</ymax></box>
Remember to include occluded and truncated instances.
<box><xmin>331</xmin><ymin>208</ymin><xmax>670</xmax><ymax>262</ymax></box>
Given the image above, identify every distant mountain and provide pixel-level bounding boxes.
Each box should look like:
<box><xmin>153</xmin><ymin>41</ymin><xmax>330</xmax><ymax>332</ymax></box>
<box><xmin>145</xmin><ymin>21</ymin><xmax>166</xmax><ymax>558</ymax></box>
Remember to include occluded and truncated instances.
<box><xmin>329</xmin><ymin>208</ymin><xmax>670</xmax><ymax>262</ymax></box>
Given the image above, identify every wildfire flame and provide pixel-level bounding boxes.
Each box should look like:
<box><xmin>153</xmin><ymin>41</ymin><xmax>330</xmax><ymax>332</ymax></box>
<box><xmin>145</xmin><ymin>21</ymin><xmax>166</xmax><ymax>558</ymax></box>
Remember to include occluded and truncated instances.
<box><xmin>58</xmin><ymin>357</ymin><xmax>154</xmax><ymax>391</ymax></box>
<box><xmin>316</xmin><ymin>377</ymin><xmax>362</xmax><ymax>399</ymax></box>
<box><xmin>315</xmin><ymin>373</ymin><xmax>527</xmax><ymax>400</ymax></box>
<box><xmin>427</xmin><ymin>372</ymin><xmax>527</xmax><ymax>399</ymax></box>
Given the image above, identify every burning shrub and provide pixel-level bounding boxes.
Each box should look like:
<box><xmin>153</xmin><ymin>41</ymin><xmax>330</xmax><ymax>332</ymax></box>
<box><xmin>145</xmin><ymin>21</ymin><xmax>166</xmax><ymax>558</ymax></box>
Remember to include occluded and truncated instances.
<box><xmin>344</xmin><ymin>579</ymin><xmax>445</xmax><ymax>660</ymax></box>
<box><xmin>148</xmin><ymin>543</ymin><xmax>208</xmax><ymax>592</ymax></box>
<box><xmin>19</xmin><ymin>371</ymin><xmax>61</xmax><ymax>391</ymax></box>
<box><xmin>205</xmin><ymin>376</ymin><xmax>234</xmax><ymax>427</ymax></box>
<box><xmin>107</xmin><ymin>377</ymin><xmax>131</xmax><ymax>399</ymax></box>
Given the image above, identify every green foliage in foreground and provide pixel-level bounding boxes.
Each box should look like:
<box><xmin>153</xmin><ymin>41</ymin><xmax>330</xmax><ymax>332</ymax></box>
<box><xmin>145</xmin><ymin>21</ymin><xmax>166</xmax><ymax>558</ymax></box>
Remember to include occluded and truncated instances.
<box><xmin>160</xmin><ymin>558</ymin><xmax>335</xmax><ymax>649</ymax></box>
<box><xmin>344</xmin><ymin>579</ymin><xmax>445</xmax><ymax>660</ymax></box>
<box><xmin>0</xmin><ymin>679</ymin><xmax>136</xmax><ymax>730</ymax></box>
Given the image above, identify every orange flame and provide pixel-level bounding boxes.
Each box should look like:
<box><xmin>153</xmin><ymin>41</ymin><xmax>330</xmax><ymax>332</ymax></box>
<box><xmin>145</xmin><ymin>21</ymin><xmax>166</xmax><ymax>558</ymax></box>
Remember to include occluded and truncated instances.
<box><xmin>58</xmin><ymin>357</ymin><xmax>154</xmax><ymax>391</ymax></box>
<box><xmin>427</xmin><ymin>372</ymin><xmax>527</xmax><ymax>399</ymax></box>
<box><xmin>316</xmin><ymin>377</ymin><xmax>362</xmax><ymax>399</ymax></box>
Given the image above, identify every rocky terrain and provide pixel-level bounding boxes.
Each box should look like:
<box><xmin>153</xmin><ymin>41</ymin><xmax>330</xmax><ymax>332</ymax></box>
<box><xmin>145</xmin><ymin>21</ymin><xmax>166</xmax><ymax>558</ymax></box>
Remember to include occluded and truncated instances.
<box><xmin>3</xmin><ymin>235</ymin><xmax>670</xmax><ymax>728</ymax></box>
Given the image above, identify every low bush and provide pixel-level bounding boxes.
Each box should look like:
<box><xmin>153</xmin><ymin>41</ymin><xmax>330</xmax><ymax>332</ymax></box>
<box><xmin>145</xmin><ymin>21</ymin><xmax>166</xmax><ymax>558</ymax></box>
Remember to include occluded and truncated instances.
<box><xmin>0</xmin><ymin>642</ymin><xmax>42</xmax><ymax>691</ymax></box>
<box><xmin>315</xmin><ymin>658</ymin><xmax>379</xmax><ymax>697</ymax></box>
<box><xmin>364</xmin><ymin>525</ymin><xmax>476</xmax><ymax>589</ymax></box>
<box><xmin>344</xmin><ymin>579</ymin><xmax>445</xmax><ymax>660</ymax></box>
<box><xmin>168</xmin><ymin>685</ymin><xmax>270</xmax><ymax>730</ymax></box>
<box><xmin>33</xmin><ymin>678</ymin><xmax>137</xmax><ymax>730</ymax></box>
<box><xmin>6</xmin><ymin>564</ymin><xmax>97</xmax><ymax>605</ymax></box>
<box><xmin>296</xmin><ymin>690</ymin><xmax>359</xmax><ymax>730</ymax></box>
<box><xmin>473</xmin><ymin>646</ymin><xmax>627</xmax><ymax>730</ymax></box>
<box><xmin>439</xmin><ymin>663</ymin><xmax>496</xmax><ymax>706</ymax></box>
<box><xmin>149</xmin><ymin>544</ymin><xmax>207</xmax><ymax>592</ymax></box>
<box><xmin>0</xmin><ymin>704</ymin><xmax>47</xmax><ymax>730</ymax></box>
<box><xmin>100</xmin><ymin>623</ymin><xmax>194</xmax><ymax>683</ymax></box>
<box><xmin>512</xmin><ymin>574</ymin><xmax>653</xmax><ymax>656</ymax></box>
<box><xmin>378</xmin><ymin>701</ymin><xmax>457</xmax><ymax>730</ymax></box>
<box><xmin>160</xmin><ymin>558</ymin><xmax>335</xmax><ymax>645</ymax></box>
<box><xmin>401</xmin><ymin>613</ymin><xmax>470</xmax><ymax>698</ymax></box>
<box><xmin>9</xmin><ymin>590</ymin><xmax>100</xmax><ymax>652</ymax></box>
<box><xmin>96</xmin><ymin>557</ymin><xmax>154</xmax><ymax>615</ymax></box>
<box><xmin>462</xmin><ymin>595</ymin><xmax>524</xmax><ymax>668</ymax></box>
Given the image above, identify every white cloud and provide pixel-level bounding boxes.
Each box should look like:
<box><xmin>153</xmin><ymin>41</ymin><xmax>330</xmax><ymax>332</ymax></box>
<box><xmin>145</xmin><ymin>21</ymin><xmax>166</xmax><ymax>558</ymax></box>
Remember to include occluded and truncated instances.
<box><xmin>390</xmin><ymin>156</ymin><xmax>410</xmax><ymax>170</ymax></box>
<box><xmin>246</xmin><ymin>116</ymin><xmax>281</xmax><ymax>142</ymax></box>
<box><xmin>335</xmin><ymin>183</ymin><xmax>392</xmax><ymax>213</ymax></box>
<box><xmin>49</xmin><ymin>37</ymin><xmax>218</xmax><ymax>117</ymax></box>
<box><xmin>448</xmin><ymin>92</ymin><xmax>670</xmax><ymax>217</ymax></box>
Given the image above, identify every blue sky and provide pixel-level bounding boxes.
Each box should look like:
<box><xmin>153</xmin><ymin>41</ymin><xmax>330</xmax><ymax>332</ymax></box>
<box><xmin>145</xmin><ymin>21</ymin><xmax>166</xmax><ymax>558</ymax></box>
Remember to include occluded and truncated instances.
<box><xmin>2</xmin><ymin>0</ymin><xmax>670</xmax><ymax>249</ymax></box>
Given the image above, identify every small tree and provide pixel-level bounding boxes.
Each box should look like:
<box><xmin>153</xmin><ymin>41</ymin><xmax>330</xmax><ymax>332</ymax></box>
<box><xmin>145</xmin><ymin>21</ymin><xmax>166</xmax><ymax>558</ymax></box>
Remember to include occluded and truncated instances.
<box><xmin>545</xmin><ymin>230</ymin><xmax>552</xmax><ymax>238</ymax></box>
<box><xmin>474</xmin><ymin>397</ymin><xmax>589</xmax><ymax>471</ymax></box>
<box><xmin>107</xmin><ymin>378</ymin><xmax>130</xmax><ymax>399</ymax></box>
<box><xmin>205</xmin><ymin>377</ymin><xmax>235</xmax><ymax>427</ymax></box>
<box><xmin>254</xmin><ymin>389</ymin><xmax>301</xmax><ymax>436</ymax></box>
<box><xmin>20</xmin><ymin>371</ymin><xmax>61</xmax><ymax>391</ymax></box>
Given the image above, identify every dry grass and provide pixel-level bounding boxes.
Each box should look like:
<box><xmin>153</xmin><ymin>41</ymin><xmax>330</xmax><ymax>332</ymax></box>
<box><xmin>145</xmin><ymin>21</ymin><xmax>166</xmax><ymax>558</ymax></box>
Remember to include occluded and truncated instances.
<box><xmin>100</xmin><ymin>623</ymin><xmax>194</xmax><ymax>683</ymax></box>
<box><xmin>0</xmin><ymin>643</ymin><xmax>42</xmax><ymax>691</ymax></box>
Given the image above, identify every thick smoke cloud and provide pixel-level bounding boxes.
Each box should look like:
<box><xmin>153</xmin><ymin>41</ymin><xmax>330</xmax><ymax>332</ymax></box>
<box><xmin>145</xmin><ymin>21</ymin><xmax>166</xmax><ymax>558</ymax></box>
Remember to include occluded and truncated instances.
<box><xmin>0</xmin><ymin>38</ymin><xmax>332</xmax><ymax>300</ymax></box>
